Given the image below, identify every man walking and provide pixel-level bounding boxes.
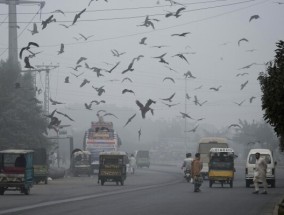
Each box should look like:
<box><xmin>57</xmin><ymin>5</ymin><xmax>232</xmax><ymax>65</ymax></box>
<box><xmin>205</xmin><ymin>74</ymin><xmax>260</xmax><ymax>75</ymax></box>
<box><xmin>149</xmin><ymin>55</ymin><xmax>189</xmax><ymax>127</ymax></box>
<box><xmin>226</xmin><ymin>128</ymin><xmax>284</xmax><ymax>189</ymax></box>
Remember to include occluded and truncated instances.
<box><xmin>191</xmin><ymin>153</ymin><xmax>203</xmax><ymax>192</ymax></box>
<box><xmin>253</xmin><ymin>152</ymin><xmax>268</xmax><ymax>194</ymax></box>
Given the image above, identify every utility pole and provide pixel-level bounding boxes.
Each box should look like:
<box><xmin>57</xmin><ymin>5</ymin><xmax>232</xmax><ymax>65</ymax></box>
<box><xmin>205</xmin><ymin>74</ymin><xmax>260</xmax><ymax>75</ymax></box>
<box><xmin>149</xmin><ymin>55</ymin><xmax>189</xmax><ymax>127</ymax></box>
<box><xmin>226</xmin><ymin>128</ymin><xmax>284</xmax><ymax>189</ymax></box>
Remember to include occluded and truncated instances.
<box><xmin>0</xmin><ymin>0</ymin><xmax>45</xmax><ymax>65</ymax></box>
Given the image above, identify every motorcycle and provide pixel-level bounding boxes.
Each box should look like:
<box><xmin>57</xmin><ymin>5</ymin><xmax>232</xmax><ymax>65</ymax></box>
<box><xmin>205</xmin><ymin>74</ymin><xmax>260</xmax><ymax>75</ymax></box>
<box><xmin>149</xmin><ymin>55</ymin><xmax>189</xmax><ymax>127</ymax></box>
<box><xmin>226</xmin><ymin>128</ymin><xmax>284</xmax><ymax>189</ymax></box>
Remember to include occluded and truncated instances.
<box><xmin>184</xmin><ymin>168</ymin><xmax>191</xmax><ymax>182</ymax></box>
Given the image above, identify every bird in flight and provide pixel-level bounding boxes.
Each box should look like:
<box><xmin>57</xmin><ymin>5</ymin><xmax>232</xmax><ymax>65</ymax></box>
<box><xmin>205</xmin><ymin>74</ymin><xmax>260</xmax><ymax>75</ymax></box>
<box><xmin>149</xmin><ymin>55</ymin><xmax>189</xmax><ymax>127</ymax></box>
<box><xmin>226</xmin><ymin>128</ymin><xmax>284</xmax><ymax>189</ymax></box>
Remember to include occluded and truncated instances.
<box><xmin>111</xmin><ymin>49</ymin><xmax>126</xmax><ymax>57</ymax></box>
<box><xmin>104</xmin><ymin>113</ymin><xmax>119</xmax><ymax>119</ymax></box>
<box><xmin>209</xmin><ymin>85</ymin><xmax>222</xmax><ymax>91</ymax></box>
<box><xmin>80</xmin><ymin>79</ymin><xmax>90</xmax><ymax>88</ymax></box>
<box><xmin>238</xmin><ymin>38</ymin><xmax>249</xmax><ymax>46</ymax></box>
<box><xmin>236</xmin><ymin>72</ymin><xmax>248</xmax><ymax>77</ymax></box>
<box><xmin>163</xmin><ymin>77</ymin><xmax>175</xmax><ymax>83</ymax></box>
<box><xmin>153</xmin><ymin>53</ymin><xmax>169</xmax><ymax>65</ymax></box>
<box><xmin>64</xmin><ymin>76</ymin><xmax>69</xmax><ymax>83</ymax></box>
<box><xmin>171</xmin><ymin>32</ymin><xmax>190</xmax><ymax>37</ymax></box>
<box><xmin>180</xmin><ymin>112</ymin><xmax>194</xmax><ymax>119</ymax></box>
<box><xmin>186</xmin><ymin>125</ymin><xmax>199</xmax><ymax>133</ymax></box>
<box><xmin>93</xmin><ymin>86</ymin><xmax>105</xmax><ymax>96</ymax></box>
<box><xmin>122</xmin><ymin>89</ymin><xmax>135</xmax><ymax>95</ymax></box>
<box><xmin>41</xmin><ymin>15</ymin><xmax>56</xmax><ymax>30</ymax></box>
<box><xmin>71</xmin><ymin>72</ymin><xmax>84</xmax><ymax>78</ymax></box>
<box><xmin>234</xmin><ymin>100</ymin><xmax>246</xmax><ymax>106</ymax></box>
<box><xmin>84</xmin><ymin>103</ymin><xmax>92</xmax><ymax>110</ymax></box>
<box><xmin>121</xmin><ymin>77</ymin><xmax>133</xmax><ymax>83</ymax></box>
<box><xmin>249</xmin><ymin>96</ymin><xmax>256</xmax><ymax>103</ymax></box>
<box><xmin>57</xmin><ymin>43</ymin><xmax>64</xmax><ymax>55</ymax></box>
<box><xmin>124</xmin><ymin>113</ymin><xmax>136</xmax><ymax>127</ymax></box>
<box><xmin>160</xmin><ymin>93</ymin><xmax>176</xmax><ymax>102</ymax></box>
<box><xmin>50</xmin><ymin>98</ymin><xmax>65</xmax><ymax>105</ymax></box>
<box><xmin>249</xmin><ymin>15</ymin><xmax>260</xmax><ymax>22</ymax></box>
<box><xmin>56</xmin><ymin>111</ymin><xmax>74</xmax><ymax>121</ymax></box>
<box><xmin>19</xmin><ymin>42</ymin><xmax>39</xmax><ymax>59</ymax></box>
<box><xmin>240</xmin><ymin>80</ymin><xmax>249</xmax><ymax>90</ymax></box>
<box><xmin>184</xmin><ymin>70</ymin><xmax>196</xmax><ymax>79</ymax></box>
<box><xmin>72</xmin><ymin>8</ymin><xmax>86</xmax><ymax>25</ymax></box>
<box><xmin>28</xmin><ymin>23</ymin><xmax>39</xmax><ymax>35</ymax></box>
<box><xmin>164</xmin><ymin>65</ymin><xmax>178</xmax><ymax>73</ymax></box>
<box><xmin>69</xmin><ymin>65</ymin><xmax>82</xmax><ymax>71</ymax></box>
<box><xmin>121</xmin><ymin>58</ymin><xmax>135</xmax><ymax>74</ymax></box>
<box><xmin>60</xmin><ymin>24</ymin><xmax>70</xmax><ymax>28</ymax></box>
<box><xmin>136</xmin><ymin>99</ymin><xmax>156</xmax><ymax>119</ymax></box>
<box><xmin>139</xmin><ymin>37</ymin><xmax>147</xmax><ymax>45</ymax></box>
<box><xmin>76</xmin><ymin>57</ymin><xmax>87</xmax><ymax>65</ymax></box>
<box><xmin>104</xmin><ymin>62</ymin><xmax>120</xmax><ymax>73</ymax></box>
<box><xmin>165</xmin><ymin>7</ymin><xmax>186</xmax><ymax>18</ymax></box>
<box><xmin>91</xmin><ymin>100</ymin><xmax>106</xmax><ymax>105</ymax></box>
<box><xmin>52</xmin><ymin>9</ymin><xmax>65</xmax><ymax>16</ymax></box>
<box><xmin>228</xmin><ymin>124</ymin><xmax>241</xmax><ymax>129</ymax></box>
<box><xmin>137</xmin><ymin>15</ymin><xmax>156</xmax><ymax>29</ymax></box>
<box><xmin>172</xmin><ymin>53</ymin><xmax>189</xmax><ymax>64</ymax></box>
<box><xmin>162</xmin><ymin>102</ymin><xmax>180</xmax><ymax>108</ymax></box>
<box><xmin>79</xmin><ymin>33</ymin><xmax>94</xmax><ymax>41</ymax></box>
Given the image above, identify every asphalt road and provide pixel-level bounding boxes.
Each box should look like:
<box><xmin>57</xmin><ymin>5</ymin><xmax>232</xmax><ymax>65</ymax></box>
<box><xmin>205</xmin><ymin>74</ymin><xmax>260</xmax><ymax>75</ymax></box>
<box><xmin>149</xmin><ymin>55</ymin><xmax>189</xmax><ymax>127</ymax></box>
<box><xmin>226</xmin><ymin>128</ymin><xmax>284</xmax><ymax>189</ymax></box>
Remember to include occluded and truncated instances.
<box><xmin>0</xmin><ymin>164</ymin><xmax>283</xmax><ymax>215</ymax></box>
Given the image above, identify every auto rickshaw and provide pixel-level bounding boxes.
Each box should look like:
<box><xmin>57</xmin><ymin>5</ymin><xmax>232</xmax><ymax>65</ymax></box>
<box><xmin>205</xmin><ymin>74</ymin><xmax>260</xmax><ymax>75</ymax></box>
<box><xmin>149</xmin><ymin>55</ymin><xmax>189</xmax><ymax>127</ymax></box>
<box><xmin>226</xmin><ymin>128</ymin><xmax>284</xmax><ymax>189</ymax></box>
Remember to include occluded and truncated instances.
<box><xmin>208</xmin><ymin>148</ymin><xmax>235</xmax><ymax>188</ymax></box>
<box><xmin>33</xmin><ymin>148</ymin><xmax>48</xmax><ymax>184</ymax></box>
<box><xmin>98</xmin><ymin>151</ymin><xmax>127</xmax><ymax>186</ymax></box>
<box><xmin>0</xmin><ymin>149</ymin><xmax>34</xmax><ymax>195</ymax></box>
<box><xmin>70</xmin><ymin>149</ymin><xmax>91</xmax><ymax>177</ymax></box>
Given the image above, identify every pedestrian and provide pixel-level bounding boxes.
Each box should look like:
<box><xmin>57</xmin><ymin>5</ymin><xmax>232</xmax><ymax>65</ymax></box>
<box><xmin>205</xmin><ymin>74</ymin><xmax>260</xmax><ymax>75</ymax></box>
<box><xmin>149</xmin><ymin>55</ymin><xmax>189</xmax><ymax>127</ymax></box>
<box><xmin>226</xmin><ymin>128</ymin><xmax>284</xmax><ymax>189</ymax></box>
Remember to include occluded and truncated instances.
<box><xmin>129</xmin><ymin>154</ymin><xmax>136</xmax><ymax>175</ymax></box>
<box><xmin>252</xmin><ymin>152</ymin><xmax>268</xmax><ymax>194</ymax></box>
<box><xmin>15</xmin><ymin>154</ymin><xmax>26</xmax><ymax>167</ymax></box>
<box><xmin>191</xmin><ymin>153</ymin><xmax>203</xmax><ymax>192</ymax></box>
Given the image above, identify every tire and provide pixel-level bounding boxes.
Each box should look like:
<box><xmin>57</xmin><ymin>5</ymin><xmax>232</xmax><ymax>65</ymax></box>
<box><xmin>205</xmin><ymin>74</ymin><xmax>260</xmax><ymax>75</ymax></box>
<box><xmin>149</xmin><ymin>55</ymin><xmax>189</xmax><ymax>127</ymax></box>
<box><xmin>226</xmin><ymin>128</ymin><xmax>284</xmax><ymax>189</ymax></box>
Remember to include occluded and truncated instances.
<box><xmin>209</xmin><ymin>180</ymin><xmax>213</xmax><ymax>188</ymax></box>
<box><xmin>245</xmin><ymin>180</ymin><xmax>250</xmax><ymax>188</ymax></box>
<box><xmin>121</xmin><ymin>180</ymin><xmax>124</xmax><ymax>186</ymax></box>
<box><xmin>230</xmin><ymin>180</ymin><xmax>233</xmax><ymax>188</ymax></box>
<box><xmin>45</xmin><ymin>177</ymin><xmax>48</xmax><ymax>184</ymax></box>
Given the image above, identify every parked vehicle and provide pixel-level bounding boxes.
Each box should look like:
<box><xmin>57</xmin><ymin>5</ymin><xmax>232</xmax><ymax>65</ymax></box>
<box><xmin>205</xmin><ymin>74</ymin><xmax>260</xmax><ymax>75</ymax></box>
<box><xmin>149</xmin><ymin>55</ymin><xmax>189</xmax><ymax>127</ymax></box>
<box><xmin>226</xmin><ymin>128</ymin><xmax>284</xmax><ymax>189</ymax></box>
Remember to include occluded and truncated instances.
<box><xmin>197</xmin><ymin>137</ymin><xmax>229</xmax><ymax>178</ymax></box>
<box><xmin>70</xmin><ymin>149</ymin><xmax>91</xmax><ymax>177</ymax></box>
<box><xmin>208</xmin><ymin>148</ymin><xmax>235</xmax><ymax>188</ymax></box>
<box><xmin>98</xmin><ymin>151</ymin><xmax>127</xmax><ymax>186</ymax></box>
<box><xmin>33</xmin><ymin>148</ymin><xmax>48</xmax><ymax>184</ymax></box>
<box><xmin>0</xmin><ymin>149</ymin><xmax>34</xmax><ymax>195</ymax></box>
<box><xmin>245</xmin><ymin>148</ymin><xmax>276</xmax><ymax>188</ymax></box>
<box><xmin>135</xmin><ymin>150</ymin><xmax>150</xmax><ymax>168</ymax></box>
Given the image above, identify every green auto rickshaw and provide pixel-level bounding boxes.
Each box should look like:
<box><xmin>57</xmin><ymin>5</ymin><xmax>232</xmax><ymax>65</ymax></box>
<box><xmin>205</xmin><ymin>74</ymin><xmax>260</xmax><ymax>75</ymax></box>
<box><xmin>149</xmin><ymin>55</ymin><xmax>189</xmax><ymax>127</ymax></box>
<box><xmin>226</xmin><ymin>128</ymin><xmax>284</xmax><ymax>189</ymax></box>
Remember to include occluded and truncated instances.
<box><xmin>0</xmin><ymin>149</ymin><xmax>34</xmax><ymax>195</ymax></box>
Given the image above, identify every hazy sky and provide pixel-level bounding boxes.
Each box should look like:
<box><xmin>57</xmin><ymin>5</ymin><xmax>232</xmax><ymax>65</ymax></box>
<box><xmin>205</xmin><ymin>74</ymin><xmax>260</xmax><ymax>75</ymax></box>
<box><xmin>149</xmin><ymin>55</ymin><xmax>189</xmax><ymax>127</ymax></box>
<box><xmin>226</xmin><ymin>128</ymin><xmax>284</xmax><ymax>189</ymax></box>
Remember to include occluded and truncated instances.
<box><xmin>1</xmin><ymin>0</ymin><xmax>284</xmax><ymax>130</ymax></box>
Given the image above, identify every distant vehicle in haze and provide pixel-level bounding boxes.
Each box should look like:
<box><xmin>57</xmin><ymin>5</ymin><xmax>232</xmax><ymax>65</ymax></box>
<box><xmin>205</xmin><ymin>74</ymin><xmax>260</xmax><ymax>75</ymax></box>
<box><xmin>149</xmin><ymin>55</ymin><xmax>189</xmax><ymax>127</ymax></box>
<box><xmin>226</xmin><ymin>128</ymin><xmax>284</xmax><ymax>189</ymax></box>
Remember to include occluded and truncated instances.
<box><xmin>135</xmin><ymin>150</ymin><xmax>150</xmax><ymax>168</ymax></box>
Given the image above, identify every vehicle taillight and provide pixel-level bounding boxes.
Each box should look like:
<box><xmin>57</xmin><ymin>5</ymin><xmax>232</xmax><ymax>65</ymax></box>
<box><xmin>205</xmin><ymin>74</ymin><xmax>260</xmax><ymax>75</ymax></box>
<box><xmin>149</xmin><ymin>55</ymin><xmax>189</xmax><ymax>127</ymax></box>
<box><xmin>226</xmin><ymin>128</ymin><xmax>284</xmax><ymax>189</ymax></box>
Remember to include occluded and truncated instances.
<box><xmin>245</xmin><ymin>168</ymin><xmax>248</xmax><ymax>174</ymax></box>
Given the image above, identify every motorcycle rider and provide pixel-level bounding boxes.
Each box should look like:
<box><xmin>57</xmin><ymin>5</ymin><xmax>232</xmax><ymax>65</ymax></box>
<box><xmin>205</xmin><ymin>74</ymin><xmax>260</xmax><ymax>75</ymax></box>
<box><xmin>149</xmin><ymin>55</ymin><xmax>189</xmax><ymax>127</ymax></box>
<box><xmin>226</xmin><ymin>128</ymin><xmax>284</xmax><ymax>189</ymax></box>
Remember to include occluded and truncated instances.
<box><xmin>181</xmin><ymin>153</ymin><xmax>193</xmax><ymax>179</ymax></box>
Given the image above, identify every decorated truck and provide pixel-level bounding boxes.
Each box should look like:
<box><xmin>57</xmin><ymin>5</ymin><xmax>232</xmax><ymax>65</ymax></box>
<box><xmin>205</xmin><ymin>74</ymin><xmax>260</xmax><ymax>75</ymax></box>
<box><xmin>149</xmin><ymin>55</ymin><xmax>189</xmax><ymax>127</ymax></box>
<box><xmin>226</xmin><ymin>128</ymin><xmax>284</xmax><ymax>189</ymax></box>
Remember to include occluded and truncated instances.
<box><xmin>83</xmin><ymin>115</ymin><xmax>121</xmax><ymax>172</ymax></box>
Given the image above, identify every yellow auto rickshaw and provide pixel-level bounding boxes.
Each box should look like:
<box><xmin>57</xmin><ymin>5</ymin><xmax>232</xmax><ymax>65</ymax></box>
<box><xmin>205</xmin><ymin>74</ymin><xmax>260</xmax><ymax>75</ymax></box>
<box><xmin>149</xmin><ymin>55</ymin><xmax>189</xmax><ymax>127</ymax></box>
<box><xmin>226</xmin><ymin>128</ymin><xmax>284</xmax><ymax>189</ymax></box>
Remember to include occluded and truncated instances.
<box><xmin>208</xmin><ymin>148</ymin><xmax>235</xmax><ymax>188</ymax></box>
<box><xmin>98</xmin><ymin>151</ymin><xmax>127</xmax><ymax>186</ymax></box>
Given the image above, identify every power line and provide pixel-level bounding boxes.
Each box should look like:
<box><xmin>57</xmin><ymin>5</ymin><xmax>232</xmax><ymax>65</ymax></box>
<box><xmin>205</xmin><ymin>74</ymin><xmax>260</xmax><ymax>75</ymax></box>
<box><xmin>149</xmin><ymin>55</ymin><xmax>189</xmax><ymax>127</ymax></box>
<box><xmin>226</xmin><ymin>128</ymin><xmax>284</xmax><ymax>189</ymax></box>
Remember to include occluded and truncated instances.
<box><xmin>0</xmin><ymin>0</ymin><xmax>256</xmax><ymax>24</ymax></box>
<box><xmin>0</xmin><ymin>0</ymin><xmax>229</xmax><ymax>16</ymax></box>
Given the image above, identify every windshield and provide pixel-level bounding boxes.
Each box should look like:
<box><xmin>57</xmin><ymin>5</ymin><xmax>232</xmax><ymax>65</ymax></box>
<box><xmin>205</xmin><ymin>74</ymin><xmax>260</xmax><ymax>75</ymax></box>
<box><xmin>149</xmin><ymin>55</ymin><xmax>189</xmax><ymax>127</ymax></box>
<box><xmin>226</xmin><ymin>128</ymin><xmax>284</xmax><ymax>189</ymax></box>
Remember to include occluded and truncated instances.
<box><xmin>248</xmin><ymin>154</ymin><xmax>271</xmax><ymax>164</ymax></box>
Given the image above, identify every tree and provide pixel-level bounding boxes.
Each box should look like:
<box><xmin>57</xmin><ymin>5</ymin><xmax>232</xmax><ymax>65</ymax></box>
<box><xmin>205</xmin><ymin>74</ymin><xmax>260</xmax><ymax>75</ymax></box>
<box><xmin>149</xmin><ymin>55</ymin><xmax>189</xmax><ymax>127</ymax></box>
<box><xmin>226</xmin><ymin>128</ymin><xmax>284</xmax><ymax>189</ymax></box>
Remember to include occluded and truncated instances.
<box><xmin>0</xmin><ymin>61</ymin><xmax>49</xmax><ymax>149</ymax></box>
<box><xmin>258</xmin><ymin>40</ymin><xmax>284</xmax><ymax>151</ymax></box>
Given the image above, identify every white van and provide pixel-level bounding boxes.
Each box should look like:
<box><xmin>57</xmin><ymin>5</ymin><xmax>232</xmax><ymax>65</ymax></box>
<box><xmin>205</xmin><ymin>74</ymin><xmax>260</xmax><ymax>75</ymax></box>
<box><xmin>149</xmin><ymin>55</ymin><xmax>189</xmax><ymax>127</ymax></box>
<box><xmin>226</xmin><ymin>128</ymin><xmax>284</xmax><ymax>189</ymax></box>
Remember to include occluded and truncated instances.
<box><xmin>245</xmin><ymin>149</ymin><xmax>276</xmax><ymax>188</ymax></box>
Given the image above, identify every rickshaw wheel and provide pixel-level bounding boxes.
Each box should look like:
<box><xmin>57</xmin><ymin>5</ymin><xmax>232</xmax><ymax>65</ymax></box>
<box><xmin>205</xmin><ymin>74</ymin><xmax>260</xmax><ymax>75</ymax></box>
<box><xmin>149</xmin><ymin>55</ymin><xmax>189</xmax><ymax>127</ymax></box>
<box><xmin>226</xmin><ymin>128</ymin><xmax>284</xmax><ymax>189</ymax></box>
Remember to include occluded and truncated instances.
<box><xmin>230</xmin><ymin>180</ymin><xmax>233</xmax><ymax>188</ymax></box>
<box><xmin>120</xmin><ymin>180</ymin><xmax>124</xmax><ymax>186</ymax></box>
<box><xmin>116</xmin><ymin>181</ymin><xmax>119</xmax><ymax>185</ymax></box>
<box><xmin>101</xmin><ymin>180</ymin><xmax>105</xmax><ymax>186</ymax></box>
<box><xmin>45</xmin><ymin>178</ymin><xmax>48</xmax><ymax>184</ymax></box>
<box><xmin>0</xmin><ymin>187</ymin><xmax>4</xmax><ymax>195</ymax></box>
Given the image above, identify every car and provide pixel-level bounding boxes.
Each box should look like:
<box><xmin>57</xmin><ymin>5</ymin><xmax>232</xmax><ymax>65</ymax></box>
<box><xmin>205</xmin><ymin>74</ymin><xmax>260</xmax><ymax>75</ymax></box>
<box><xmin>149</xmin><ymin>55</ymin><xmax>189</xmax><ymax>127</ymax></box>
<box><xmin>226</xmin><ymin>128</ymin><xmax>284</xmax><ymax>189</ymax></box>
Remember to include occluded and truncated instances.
<box><xmin>245</xmin><ymin>148</ymin><xmax>276</xmax><ymax>188</ymax></box>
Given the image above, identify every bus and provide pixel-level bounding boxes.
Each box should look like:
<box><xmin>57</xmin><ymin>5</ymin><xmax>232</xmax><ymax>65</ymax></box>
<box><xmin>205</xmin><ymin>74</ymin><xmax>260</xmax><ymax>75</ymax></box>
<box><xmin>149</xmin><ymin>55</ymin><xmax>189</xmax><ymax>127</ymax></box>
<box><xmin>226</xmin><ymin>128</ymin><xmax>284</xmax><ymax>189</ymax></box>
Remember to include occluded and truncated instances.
<box><xmin>197</xmin><ymin>137</ymin><xmax>229</xmax><ymax>178</ymax></box>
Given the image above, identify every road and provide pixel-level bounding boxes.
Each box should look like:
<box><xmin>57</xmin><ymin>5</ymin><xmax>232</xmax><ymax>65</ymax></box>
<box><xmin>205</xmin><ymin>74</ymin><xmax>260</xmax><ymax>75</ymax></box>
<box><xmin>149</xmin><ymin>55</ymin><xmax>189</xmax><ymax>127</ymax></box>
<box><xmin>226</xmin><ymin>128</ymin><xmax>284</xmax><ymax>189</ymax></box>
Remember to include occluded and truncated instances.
<box><xmin>0</xmin><ymin>164</ymin><xmax>283</xmax><ymax>215</ymax></box>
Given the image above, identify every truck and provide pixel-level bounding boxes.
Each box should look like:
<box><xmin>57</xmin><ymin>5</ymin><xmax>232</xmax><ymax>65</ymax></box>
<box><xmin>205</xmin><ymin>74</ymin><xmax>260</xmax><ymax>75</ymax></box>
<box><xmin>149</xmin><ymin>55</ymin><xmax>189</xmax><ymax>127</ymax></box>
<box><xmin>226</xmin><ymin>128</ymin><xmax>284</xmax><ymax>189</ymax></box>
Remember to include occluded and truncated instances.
<box><xmin>135</xmin><ymin>150</ymin><xmax>150</xmax><ymax>168</ymax></box>
<box><xmin>83</xmin><ymin>115</ymin><xmax>121</xmax><ymax>173</ymax></box>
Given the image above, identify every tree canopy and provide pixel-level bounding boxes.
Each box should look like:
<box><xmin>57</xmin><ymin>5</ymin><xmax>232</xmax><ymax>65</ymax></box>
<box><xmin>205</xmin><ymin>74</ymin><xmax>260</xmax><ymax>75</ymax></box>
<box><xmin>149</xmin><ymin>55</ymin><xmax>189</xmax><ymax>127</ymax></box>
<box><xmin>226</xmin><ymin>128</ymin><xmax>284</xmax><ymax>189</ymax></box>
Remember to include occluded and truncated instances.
<box><xmin>0</xmin><ymin>61</ymin><xmax>49</xmax><ymax>150</ymax></box>
<box><xmin>258</xmin><ymin>40</ymin><xmax>284</xmax><ymax>150</ymax></box>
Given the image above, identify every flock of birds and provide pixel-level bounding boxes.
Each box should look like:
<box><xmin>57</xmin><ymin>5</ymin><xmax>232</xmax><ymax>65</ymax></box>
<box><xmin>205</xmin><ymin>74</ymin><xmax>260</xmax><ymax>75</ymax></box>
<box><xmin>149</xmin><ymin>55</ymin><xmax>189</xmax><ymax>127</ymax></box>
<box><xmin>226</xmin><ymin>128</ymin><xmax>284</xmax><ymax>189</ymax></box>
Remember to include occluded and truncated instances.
<box><xmin>15</xmin><ymin>0</ymin><xmax>275</xmax><ymax>141</ymax></box>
